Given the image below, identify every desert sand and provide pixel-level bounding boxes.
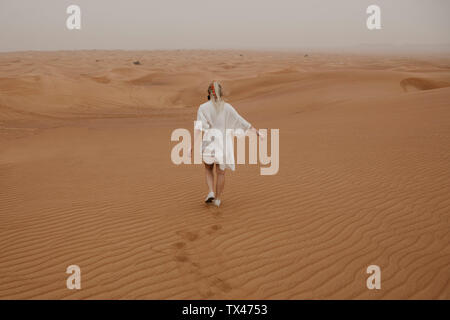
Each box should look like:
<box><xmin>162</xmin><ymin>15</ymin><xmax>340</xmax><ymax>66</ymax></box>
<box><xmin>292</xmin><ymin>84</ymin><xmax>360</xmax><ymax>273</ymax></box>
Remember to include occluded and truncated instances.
<box><xmin>0</xmin><ymin>50</ymin><xmax>449</xmax><ymax>299</ymax></box>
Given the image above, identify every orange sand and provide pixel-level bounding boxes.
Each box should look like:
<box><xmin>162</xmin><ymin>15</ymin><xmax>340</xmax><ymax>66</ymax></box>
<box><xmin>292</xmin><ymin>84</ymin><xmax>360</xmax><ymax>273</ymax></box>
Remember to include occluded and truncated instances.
<box><xmin>0</xmin><ymin>50</ymin><xmax>449</xmax><ymax>299</ymax></box>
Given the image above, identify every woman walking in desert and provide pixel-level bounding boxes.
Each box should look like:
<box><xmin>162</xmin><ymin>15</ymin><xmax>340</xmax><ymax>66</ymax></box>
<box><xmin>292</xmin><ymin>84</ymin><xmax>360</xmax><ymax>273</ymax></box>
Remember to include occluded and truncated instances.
<box><xmin>193</xmin><ymin>81</ymin><xmax>261</xmax><ymax>207</ymax></box>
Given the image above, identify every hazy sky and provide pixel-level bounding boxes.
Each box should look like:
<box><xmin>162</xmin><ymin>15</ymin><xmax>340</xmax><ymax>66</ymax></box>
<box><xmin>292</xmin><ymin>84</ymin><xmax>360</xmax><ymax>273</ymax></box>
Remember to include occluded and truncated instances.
<box><xmin>1</xmin><ymin>0</ymin><xmax>449</xmax><ymax>52</ymax></box>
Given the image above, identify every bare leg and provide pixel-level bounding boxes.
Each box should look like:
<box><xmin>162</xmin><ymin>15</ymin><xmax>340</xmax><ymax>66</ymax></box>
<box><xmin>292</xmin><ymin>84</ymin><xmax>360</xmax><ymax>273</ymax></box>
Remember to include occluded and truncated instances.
<box><xmin>215</xmin><ymin>165</ymin><xmax>225</xmax><ymax>199</ymax></box>
<box><xmin>204</xmin><ymin>163</ymin><xmax>214</xmax><ymax>193</ymax></box>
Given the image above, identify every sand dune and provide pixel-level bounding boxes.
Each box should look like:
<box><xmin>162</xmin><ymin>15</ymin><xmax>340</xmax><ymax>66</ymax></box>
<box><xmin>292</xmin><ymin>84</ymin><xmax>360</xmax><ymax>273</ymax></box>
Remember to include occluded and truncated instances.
<box><xmin>0</xmin><ymin>50</ymin><xmax>449</xmax><ymax>299</ymax></box>
<box><xmin>400</xmin><ymin>77</ymin><xmax>449</xmax><ymax>92</ymax></box>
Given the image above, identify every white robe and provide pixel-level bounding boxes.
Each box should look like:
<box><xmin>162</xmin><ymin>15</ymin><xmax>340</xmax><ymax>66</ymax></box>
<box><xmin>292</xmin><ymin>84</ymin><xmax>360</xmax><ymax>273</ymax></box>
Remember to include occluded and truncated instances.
<box><xmin>195</xmin><ymin>101</ymin><xmax>251</xmax><ymax>171</ymax></box>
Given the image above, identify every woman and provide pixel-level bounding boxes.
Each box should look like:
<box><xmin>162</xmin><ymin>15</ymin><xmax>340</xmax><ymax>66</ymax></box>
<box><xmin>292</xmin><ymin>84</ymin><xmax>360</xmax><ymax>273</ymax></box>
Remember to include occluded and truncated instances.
<box><xmin>193</xmin><ymin>81</ymin><xmax>260</xmax><ymax>207</ymax></box>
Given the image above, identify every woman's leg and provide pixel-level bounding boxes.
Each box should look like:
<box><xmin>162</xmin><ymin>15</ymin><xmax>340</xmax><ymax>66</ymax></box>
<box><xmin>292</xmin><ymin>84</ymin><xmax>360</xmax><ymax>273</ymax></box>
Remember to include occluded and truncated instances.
<box><xmin>204</xmin><ymin>163</ymin><xmax>214</xmax><ymax>193</ymax></box>
<box><xmin>215</xmin><ymin>165</ymin><xmax>225</xmax><ymax>199</ymax></box>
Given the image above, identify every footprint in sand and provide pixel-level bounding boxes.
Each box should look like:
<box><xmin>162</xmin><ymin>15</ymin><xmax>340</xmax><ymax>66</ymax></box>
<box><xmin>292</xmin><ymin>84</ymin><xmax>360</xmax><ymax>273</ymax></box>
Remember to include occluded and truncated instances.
<box><xmin>177</xmin><ymin>224</ymin><xmax>222</xmax><ymax>240</ymax></box>
<box><xmin>206</xmin><ymin>224</ymin><xmax>222</xmax><ymax>235</ymax></box>
<box><xmin>176</xmin><ymin>231</ymin><xmax>199</xmax><ymax>242</ymax></box>
<box><xmin>172</xmin><ymin>241</ymin><xmax>189</xmax><ymax>263</ymax></box>
<box><xmin>172</xmin><ymin>224</ymin><xmax>230</xmax><ymax>297</ymax></box>
<box><xmin>211</xmin><ymin>277</ymin><xmax>232</xmax><ymax>293</ymax></box>
<box><xmin>173</xmin><ymin>241</ymin><xmax>186</xmax><ymax>249</ymax></box>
